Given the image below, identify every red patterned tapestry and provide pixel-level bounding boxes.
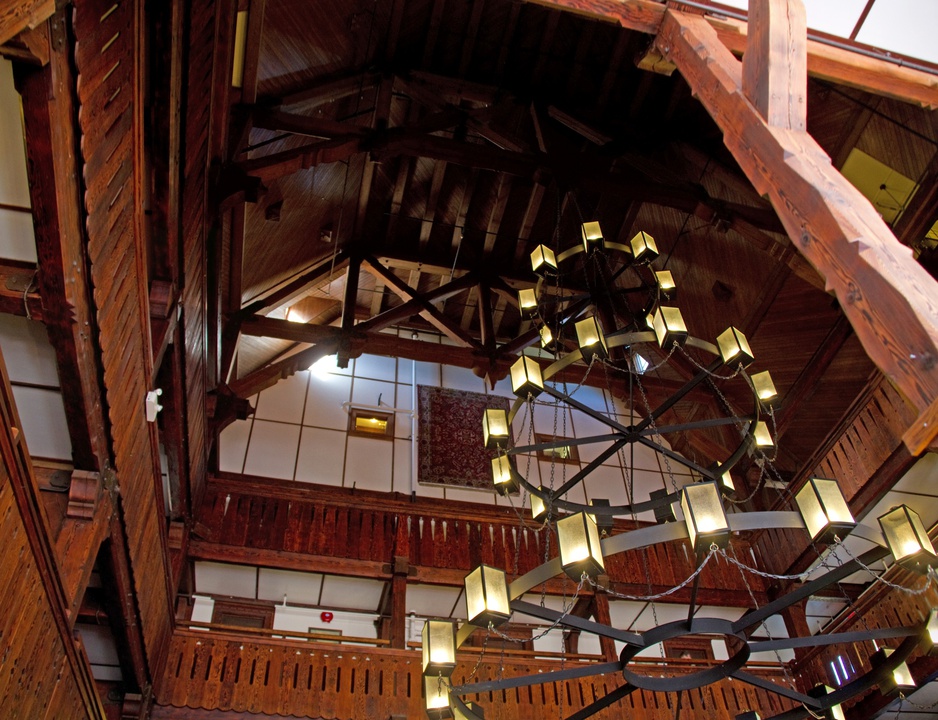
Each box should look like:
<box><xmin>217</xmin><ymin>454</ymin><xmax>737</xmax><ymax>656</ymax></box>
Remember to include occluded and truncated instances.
<box><xmin>417</xmin><ymin>386</ymin><xmax>510</xmax><ymax>489</ymax></box>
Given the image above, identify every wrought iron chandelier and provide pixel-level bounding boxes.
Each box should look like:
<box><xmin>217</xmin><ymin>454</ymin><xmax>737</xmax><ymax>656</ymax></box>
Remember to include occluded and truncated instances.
<box><xmin>422</xmin><ymin>221</ymin><xmax>938</xmax><ymax>720</ymax></box>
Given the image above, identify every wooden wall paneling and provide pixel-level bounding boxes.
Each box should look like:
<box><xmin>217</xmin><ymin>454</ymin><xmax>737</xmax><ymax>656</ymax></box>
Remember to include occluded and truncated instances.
<box><xmin>0</xmin><ymin>346</ymin><xmax>103</xmax><ymax>717</ymax></box>
<box><xmin>72</xmin><ymin>0</ymin><xmax>174</xmax><ymax>679</ymax></box>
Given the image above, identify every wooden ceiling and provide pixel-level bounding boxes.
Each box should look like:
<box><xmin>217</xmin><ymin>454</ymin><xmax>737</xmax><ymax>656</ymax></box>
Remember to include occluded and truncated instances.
<box><xmin>219</xmin><ymin>0</ymin><xmax>938</xmax><ymax>487</ymax></box>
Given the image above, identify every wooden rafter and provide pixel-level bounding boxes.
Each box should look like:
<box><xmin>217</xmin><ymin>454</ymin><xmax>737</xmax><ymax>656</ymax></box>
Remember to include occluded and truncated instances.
<box><xmin>653</xmin><ymin>4</ymin><xmax>938</xmax><ymax>452</ymax></box>
<box><xmin>528</xmin><ymin>0</ymin><xmax>938</xmax><ymax>109</ymax></box>
<box><xmin>0</xmin><ymin>0</ymin><xmax>53</xmax><ymax>46</ymax></box>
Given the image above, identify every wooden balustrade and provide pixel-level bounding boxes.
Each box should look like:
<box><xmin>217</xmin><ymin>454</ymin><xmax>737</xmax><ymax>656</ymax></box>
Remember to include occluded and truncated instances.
<box><xmin>199</xmin><ymin>474</ymin><xmax>767</xmax><ymax>606</ymax></box>
<box><xmin>155</xmin><ymin>629</ymin><xmax>798</xmax><ymax>719</ymax></box>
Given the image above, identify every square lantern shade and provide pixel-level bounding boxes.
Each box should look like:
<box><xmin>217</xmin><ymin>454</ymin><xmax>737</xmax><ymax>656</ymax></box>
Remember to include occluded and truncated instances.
<box><xmin>482</xmin><ymin>408</ymin><xmax>509</xmax><ymax>450</ymax></box>
<box><xmin>717</xmin><ymin>327</ymin><xmax>755</xmax><ymax>368</ymax></box>
<box><xmin>510</xmin><ymin>356</ymin><xmax>544</xmax><ymax>398</ymax></box>
<box><xmin>681</xmin><ymin>481</ymin><xmax>730</xmax><ymax>552</ymax></box>
<box><xmin>575</xmin><ymin>316</ymin><xmax>608</xmax><ymax>361</ymax></box>
<box><xmin>751</xmin><ymin>370</ymin><xmax>779</xmax><ymax>407</ymax></box>
<box><xmin>652</xmin><ymin>306</ymin><xmax>688</xmax><ymax>349</ymax></box>
<box><xmin>453</xmin><ymin>702</ymin><xmax>485</xmax><ymax>720</ymax></box>
<box><xmin>878</xmin><ymin>505</ymin><xmax>938</xmax><ymax>573</ymax></box>
<box><xmin>530</xmin><ymin>244</ymin><xmax>557</xmax><ymax>275</ymax></box>
<box><xmin>588</xmin><ymin>498</ymin><xmax>614</xmax><ymax>535</ymax></box>
<box><xmin>736</xmin><ymin>713</ymin><xmax>761</xmax><ymax>720</ymax></box>
<box><xmin>753</xmin><ymin>421</ymin><xmax>774</xmax><ymax>449</ymax></box>
<box><xmin>808</xmin><ymin>685</ymin><xmax>846</xmax><ymax>720</ymax></box>
<box><xmin>518</xmin><ymin>288</ymin><xmax>538</xmax><ymax>317</ymax></box>
<box><xmin>871</xmin><ymin>647</ymin><xmax>916</xmax><ymax>696</ymax></box>
<box><xmin>531</xmin><ymin>488</ymin><xmax>550</xmax><ymax>522</ymax></box>
<box><xmin>558</xmin><ymin>512</ymin><xmax>605</xmax><ymax>580</ymax></box>
<box><xmin>539</xmin><ymin>325</ymin><xmax>556</xmax><ymax>351</ymax></box>
<box><xmin>655</xmin><ymin>270</ymin><xmax>676</xmax><ymax>292</ymax></box>
<box><xmin>422</xmin><ymin>620</ymin><xmax>457</xmax><ymax>677</ymax></box>
<box><xmin>650</xmin><ymin>488</ymin><xmax>675</xmax><ymax>524</ymax></box>
<box><xmin>795</xmin><ymin>478</ymin><xmax>855</xmax><ymax>544</ymax></box>
<box><xmin>719</xmin><ymin>470</ymin><xmax>736</xmax><ymax>495</ymax></box>
<box><xmin>925</xmin><ymin>610</ymin><xmax>938</xmax><ymax>656</ymax></box>
<box><xmin>581</xmin><ymin>221</ymin><xmax>603</xmax><ymax>252</ymax></box>
<box><xmin>630</xmin><ymin>231</ymin><xmax>659</xmax><ymax>262</ymax></box>
<box><xmin>491</xmin><ymin>455</ymin><xmax>518</xmax><ymax>496</ymax></box>
<box><xmin>465</xmin><ymin>565</ymin><xmax>511</xmax><ymax>627</ymax></box>
<box><xmin>424</xmin><ymin>676</ymin><xmax>453</xmax><ymax>719</ymax></box>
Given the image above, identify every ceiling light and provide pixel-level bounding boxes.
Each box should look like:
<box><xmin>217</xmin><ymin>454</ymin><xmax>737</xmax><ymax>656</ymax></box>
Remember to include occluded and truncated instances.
<box><xmin>509</xmin><ymin>356</ymin><xmax>543</xmax><ymax>398</ymax></box>
<box><xmin>717</xmin><ymin>326</ymin><xmax>755</xmax><ymax>367</ymax></box>
<box><xmin>878</xmin><ymin>504</ymin><xmax>938</xmax><ymax>573</ymax></box>
<box><xmin>530</xmin><ymin>244</ymin><xmax>557</xmax><ymax>275</ymax></box>
<box><xmin>491</xmin><ymin>455</ymin><xmax>518</xmax><ymax>496</ymax></box>
<box><xmin>751</xmin><ymin>370</ymin><xmax>778</xmax><ymax>406</ymax></box>
<box><xmin>424</xmin><ymin>676</ymin><xmax>453</xmax><ymax>719</ymax></box>
<box><xmin>652</xmin><ymin>306</ymin><xmax>687</xmax><ymax>348</ymax></box>
<box><xmin>482</xmin><ymin>408</ymin><xmax>509</xmax><ymax>450</ymax></box>
<box><xmin>630</xmin><ymin>230</ymin><xmax>659</xmax><ymax>262</ymax></box>
<box><xmin>682</xmin><ymin>481</ymin><xmax>730</xmax><ymax>552</ymax></box>
<box><xmin>558</xmin><ymin>512</ymin><xmax>605</xmax><ymax>580</ymax></box>
<box><xmin>464</xmin><ymin>565</ymin><xmax>510</xmax><ymax>628</ymax></box>
<box><xmin>422</xmin><ymin>620</ymin><xmax>456</xmax><ymax>677</ymax></box>
<box><xmin>575</xmin><ymin>316</ymin><xmax>607</xmax><ymax>361</ymax></box>
<box><xmin>518</xmin><ymin>288</ymin><xmax>538</xmax><ymax>317</ymax></box>
<box><xmin>795</xmin><ymin>478</ymin><xmax>855</xmax><ymax>544</ymax></box>
<box><xmin>581</xmin><ymin>221</ymin><xmax>603</xmax><ymax>253</ymax></box>
<box><xmin>530</xmin><ymin>488</ymin><xmax>549</xmax><ymax>522</ymax></box>
<box><xmin>871</xmin><ymin>646</ymin><xmax>915</xmax><ymax>696</ymax></box>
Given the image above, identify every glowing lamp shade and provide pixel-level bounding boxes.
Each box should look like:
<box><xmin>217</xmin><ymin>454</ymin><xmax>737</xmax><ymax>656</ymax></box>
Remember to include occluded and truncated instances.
<box><xmin>581</xmin><ymin>221</ymin><xmax>603</xmax><ymax>252</ymax></box>
<box><xmin>464</xmin><ymin>565</ymin><xmax>511</xmax><ymax>627</ymax></box>
<box><xmin>753</xmin><ymin>421</ymin><xmax>774</xmax><ymax>449</ymax></box>
<box><xmin>518</xmin><ymin>288</ymin><xmax>538</xmax><ymax>317</ymax></box>
<box><xmin>575</xmin><ymin>316</ymin><xmax>608</xmax><ymax>361</ymax></box>
<box><xmin>925</xmin><ymin>610</ymin><xmax>938</xmax><ymax>656</ymax></box>
<box><xmin>878</xmin><ymin>504</ymin><xmax>938</xmax><ymax>573</ymax></box>
<box><xmin>539</xmin><ymin>325</ymin><xmax>555</xmax><ymax>351</ymax></box>
<box><xmin>491</xmin><ymin>455</ymin><xmax>518</xmax><ymax>496</ymax></box>
<box><xmin>655</xmin><ymin>270</ymin><xmax>676</xmax><ymax>292</ymax></box>
<box><xmin>453</xmin><ymin>702</ymin><xmax>485</xmax><ymax>720</ymax></box>
<box><xmin>424</xmin><ymin>676</ymin><xmax>453</xmax><ymax>719</ymax></box>
<box><xmin>422</xmin><ymin>620</ymin><xmax>457</xmax><ymax>677</ymax></box>
<box><xmin>717</xmin><ymin>326</ymin><xmax>755</xmax><ymax>367</ymax></box>
<box><xmin>510</xmin><ymin>356</ymin><xmax>544</xmax><ymax>398</ymax></box>
<box><xmin>482</xmin><ymin>408</ymin><xmax>509</xmax><ymax>450</ymax></box>
<box><xmin>871</xmin><ymin>647</ymin><xmax>915</xmax><ymax>696</ymax></box>
<box><xmin>808</xmin><ymin>685</ymin><xmax>846</xmax><ymax>720</ymax></box>
<box><xmin>751</xmin><ymin>370</ymin><xmax>779</xmax><ymax>406</ymax></box>
<box><xmin>652</xmin><ymin>306</ymin><xmax>688</xmax><ymax>349</ymax></box>
<box><xmin>530</xmin><ymin>488</ymin><xmax>549</xmax><ymax>523</ymax></box>
<box><xmin>795</xmin><ymin>478</ymin><xmax>855</xmax><ymax>543</ymax></box>
<box><xmin>681</xmin><ymin>481</ymin><xmax>730</xmax><ymax>552</ymax></box>
<box><xmin>720</xmin><ymin>470</ymin><xmax>736</xmax><ymax>495</ymax></box>
<box><xmin>530</xmin><ymin>244</ymin><xmax>557</xmax><ymax>275</ymax></box>
<box><xmin>558</xmin><ymin>512</ymin><xmax>605</xmax><ymax>580</ymax></box>
<box><xmin>588</xmin><ymin>498</ymin><xmax>613</xmax><ymax>535</ymax></box>
<box><xmin>630</xmin><ymin>230</ymin><xmax>659</xmax><ymax>262</ymax></box>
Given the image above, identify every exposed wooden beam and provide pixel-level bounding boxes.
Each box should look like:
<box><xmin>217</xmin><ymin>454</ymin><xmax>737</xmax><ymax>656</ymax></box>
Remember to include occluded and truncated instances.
<box><xmin>656</xmin><ymin>6</ymin><xmax>938</xmax><ymax>452</ymax></box>
<box><xmin>0</xmin><ymin>261</ymin><xmax>42</xmax><ymax>319</ymax></box>
<box><xmin>272</xmin><ymin>68</ymin><xmax>381</xmax><ymax>109</ymax></box>
<box><xmin>0</xmin><ymin>0</ymin><xmax>53</xmax><ymax>46</ymax></box>
<box><xmin>237</xmin><ymin>250</ymin><xmax>350</xmax><ymax>317</ymax></box>
<box><xmin>528</xmin><ymin>0</ymin><xmax>938</xmax><ymax>108</ymax></box>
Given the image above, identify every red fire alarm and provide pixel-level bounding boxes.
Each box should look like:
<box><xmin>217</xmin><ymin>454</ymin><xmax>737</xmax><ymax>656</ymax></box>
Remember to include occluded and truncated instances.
<box><xmin>320</xmin><ymin>611</ymin><xmax>334</xmax><ymax>623</ymax></box>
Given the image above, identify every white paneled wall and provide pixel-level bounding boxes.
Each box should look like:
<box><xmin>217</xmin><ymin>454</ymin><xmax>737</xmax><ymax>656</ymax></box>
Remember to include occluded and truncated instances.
<box><xmin>0</xmin><ymin>58</ymin><xmax>37</xmax><ymax>264</ymax></box>
<box><xmin>220</xmin><ymin>331</ymin><xmax>697</xmax><ymax>509</ymax></box>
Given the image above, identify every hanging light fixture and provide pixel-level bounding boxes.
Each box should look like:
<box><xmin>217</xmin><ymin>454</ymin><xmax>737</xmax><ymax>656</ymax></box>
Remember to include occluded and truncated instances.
<box><xmin>581</xmin><ymin>221</ymin><xmax>603</xmax><ymax>253</ymax></box>
<box><xmin>736</xmin><ymin>713</ymin><xmax>761</xmax><ymax>720</ymax></box>
<box><xmin>752</xmin><ymin>421</ymin><xmax>773</xmax><ymax>449</ymax></box>
<box><xmin>539</xmin><ymin>324</ymin><xmax>556</xmax><ymax>351</ymax></box>
<box><xmin>510</xmin><ymin>356</ymin><xmax>544</xmax><ymax>398</ymax></box>
<box><xmin>530</xmin><ymin>244</ymin><xmax>557</xmax><ymax>276</ymax></box>
<box><xmin>464</xmin><ymin>565</ymin><xmax>510</xmax><ymax>627</ymax></box>
<box><xmin>630</xmin><ymin>230</ymin><xmax>659</xmax><ymax>262</ymax></box>
<box><xmin>518</xmin><ymin>288</ymin><xmax>538</xmax><ymax>317</ymax></box>
<box><xmin>422</xmin><ymin>620</ymin><xmax>457</xmax><ymax>677</ymax></box>
<box><xmin>924</xmin><ymin>610</ymin><xmax>938</xmax><ymax>656</ymax></box>
<box><xmin>453</xmin><ymin>703</ymin><xmax>485</xmax><ymax>720</ymax></box>
<box><xmin>558</xmin><ymin>512</ymin><xmax>605</xmax><ymax>580</ymax></box>
<box><xmin>424</xmin><ymin>676</ymin><xmax>453</xmax><ymax>719</ymax></box>
<box><xmin>482</xmin><ymin>408</ymin><xmax>509</xmax><ymax>450</ymax></box>
<box><xmin>795</xmin><ymin>478</ymin><xmax>855</xmax><ymax>543</ymax></box>
<box><xmin>651</xmin><ymin>306</ymin><xmax>687</xmax><ymax>348</ymax></box>
<box><xmin>871</xmin><ymin>646</ymin><xmax>916</xmax><ymax>696</ymax></box>
<box><xmin>491</xmin><ymin>455</ymin><xmax>518</xmax><ymax>495</ymax></box>
<box><xmin>750</xmin><ymin>370</ymin><xmax>779</xmax><ymax>407</ymax></box>
<box><xmin>807</xmin><ymin>685</ymin><xmax>846</xmax><ymax>720</ymax></box>
<box><xmin>575</xmin><ymin>316</ymin><xmax>608</xmax><ymax>361</ymax></box>
<box><xmin>530</xmin><ymin>487</ymin><xmax>549</xmax><ymax>522</ymax></box>
<box><xmin>878</xmin><ymin>504</ymin><xmax>938</xmax><ymax>573</ymax></box>
<box><xmin>655</xmin><ymin>270</ymin><xmax>676</xmax><ymax>292</ymax></box>
<box><xmin>717</xmin><ymin>326</ymin><xmax>755</xmax><ymax>368</ymax></box>
<box><xmin>588</xmin><ymin>498</ymin><xmax>613</xmax><ymax>536</ymax></box>
<box><xmin>681</xmin><ymin>481</ymin><xmax>730</xmax><ymax>553</ymax></box>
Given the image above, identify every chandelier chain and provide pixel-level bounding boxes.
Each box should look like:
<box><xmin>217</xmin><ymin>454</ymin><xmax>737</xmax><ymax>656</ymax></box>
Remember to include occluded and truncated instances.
<box><xmin>586</xmin><ymin>547</ymin><xmax>718</xmax><ymax>600</ymax></box>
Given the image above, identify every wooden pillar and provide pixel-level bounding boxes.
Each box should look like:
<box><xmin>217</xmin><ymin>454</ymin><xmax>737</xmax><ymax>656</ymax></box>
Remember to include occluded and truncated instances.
<box><xmin>388</xmin><ymin>555</ymin><xmax>409</xmax><ymax>649</ymax></box>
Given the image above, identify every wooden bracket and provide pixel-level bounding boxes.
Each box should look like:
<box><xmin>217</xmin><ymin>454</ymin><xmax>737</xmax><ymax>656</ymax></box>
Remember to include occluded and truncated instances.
<box><xmin>65</xmin><ymin>469</ymin><xmax>101</xmax><ymax>520</ymax></box>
